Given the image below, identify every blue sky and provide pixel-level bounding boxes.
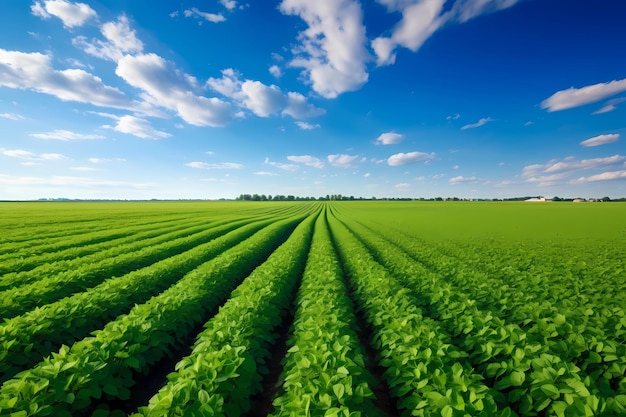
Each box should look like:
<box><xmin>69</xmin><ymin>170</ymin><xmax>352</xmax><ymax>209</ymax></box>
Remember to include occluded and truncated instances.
<box><xmin>1</xmin><ymin>0</ymin><xmax>625</xmax><ymax>200</ymax></box>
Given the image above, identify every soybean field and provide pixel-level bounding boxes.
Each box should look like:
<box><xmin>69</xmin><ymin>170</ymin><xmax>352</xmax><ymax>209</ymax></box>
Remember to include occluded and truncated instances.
<box><xmin>0</xmin><ymin>201</ymin><xmax>625</xmax><ymax>417</ymax></box>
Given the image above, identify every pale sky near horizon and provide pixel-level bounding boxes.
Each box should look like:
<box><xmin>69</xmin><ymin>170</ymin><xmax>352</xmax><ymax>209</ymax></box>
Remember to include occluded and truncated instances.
<box><xmin>1</xmin><ymin>0</ymin><xmax>625</xmax><ymax>200</ymax></box>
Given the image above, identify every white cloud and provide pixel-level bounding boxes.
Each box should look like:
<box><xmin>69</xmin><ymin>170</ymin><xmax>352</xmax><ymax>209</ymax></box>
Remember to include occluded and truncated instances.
<box><xmin>541</xmin><ymin>79</ymin><xmax>626</xmax><ymax>112</ymax></box>
<box><xmin>254</xmin><ymin>171</ymin><xmax>279</xmax><ymax>176</ymax></box>
<box><xmin>446</xmin><ymin>113</ymin><xmax>460</xmax><ymax>120</ymax></box>
<box><xmin>327</xmin><ymin>154</ymin><xmax>359</xmax><ymax>168</ymax></box>
<box><xmin>31</xmin><ymin>0</ymin><xmax>97</xmax><ymax>28</ymax></box>
<box><xmin>0</xmin><ymin>113</ymin><xmax>24</xmax><ymax>120</ymax></box>
<box><xmin>240</xmin><ymin>81</ymin><xmax>285</xmax><ymax>117</ymax></box>
<box><xmin>88</xmin><ymin>157</ymin><xmax>126</xmax><ymax>164</ymax></box>
<box><xmin>184</xmin><ymin>7</ymin><xmax>226</xmax><ymax>24</ymax></box>
<box><xmin>394</xmin><ymin>182</ymin><xmax>411</xmax><ymax>189</ymax></box>
<box><xmin>30</xmin><ymin>129</ymin><xmax>105</xmax><ymax>140</ymax></box>
<box><xmin>279</xmin><ymin>0</ymin><xmax>370</xmax><ymax>98</ymax></box>
<box><xmin>264</xmin><ymin>157</ymin><xmax>299</xmax><ymax>171</ymax></box>
<box><xmin>104</xmin><ymin>115</ymin><xmax>171</xmax><ymax>139</ymax></box>
<box><xmin>372</xmin><ymin>0</ymin><xmax>520</xmax><ymax>66</ymax></box>
<box><xmin>374</xmin><ymin>131</ymin><xmax>404</xmax><ymax>145</ymax></box>
<box><xmin>593</xmin><ymin>97</ymin><xmax>626</xmax><ymax>114</ymax></box>
<box><xmin>220</xmin><ymin>0</ymin><xmax>237</xmax><ymax>10</ymax></box>
<box><xmin>449</xmin><ymin>175</ymin><xmax>478</xmax><ymax>185</ymax></box>
<box><xmin>580</xmin><ymin>134</ymin><xmax>619</xmax><ymax>147</ymax></box>
<box><xmin>73</xmin><ymin>15</ymin><xmax>143</xmax><ymax>62</ymax></box>
<box><xmin>3</xmin><ymin>149</ymin><xmax>66</xmax><ymax>161</ymax></box>
<box><xmin>0</xmin><ymin>48</ymin><xmax>133</xmax><ymax>110</ymax></box>
<box><xmin>269</xmin><ymin>65</ymin><xmax>282</xmax><ymax>78</ymax></box>
<box><xmin>295</xmin><ymin>121</ymin><xmax>320</xmax><ymax>130</ymax></box>
<box><xmin>116</xmin><ymin>53</ymin><xmax>232</xmax><ymax>127</ymax></box>
<box><xmin>207</xmin><ymin>69</ymin><xmax>324</xmax><ymax>119</ymax></box>
<box><xmin>387</xmin><ymin>151</ymin><xmax>435</xmax><ymax>166</ymax></box>
<box><xmin>571</xmin><ymin>170</ymin><xmax>626</xmax><ymax>184</ymax></box>
<box><xmin>186</xmin><ymin>161</ymin><xmax>243</xmax><ymax>169</ymax></box>
<box><xmin>288</xmin><ymin>155</ymin><xmax>324</xmax><ymax>168</ymax></box>
<box><xmin>70</xmin><ymin>166</ymin><xmax>97</xmax><ymax>171</ymax></box>
<box><xmin>461</xmin><ymin>117</ymin><xmax>494</xmax><ymax>130</ymax></box>
<box><xmin>521</xmin><ymin>155</ymin><xmax>626</xmax><ymax>186</ymax></box>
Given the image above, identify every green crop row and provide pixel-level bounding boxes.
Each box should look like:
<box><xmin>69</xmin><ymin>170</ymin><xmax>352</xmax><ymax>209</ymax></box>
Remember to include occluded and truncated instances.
<box><xmin>270</xmin><ymin>210</ymin><xmax>383</xmax><ymax>417</ymax></box>
<box><xmin>0</xmin><ymin>215</ymin><xmax>265</xmax><ymax>319</ymax></box>
<box><xmin>0</xmin><ymin>215</ymin><xmax>221</xmax><ymax>286</ymax></box>
<box><xmin>0</xmin><ymin>216</ymin><xmax>278</xmax><ymax>384</ymax></box>
<box><xmin>134</xmin><ymin>210</ymin><xmax>319</xmax><ymax>416</ymax></box>
<box><xmin>327</xmin><ymin>211</ymin><xmax>506</xmax><ymax>417</ymax></box>
<box><xmin>337</xmin><ymin>215</ymin><xmax>626</xmax><ymax>416</ymax></box>
<box><xmin>0</xmin><ymin>212</ymin><xmax>308</xmax><ymax>416</ymax></box>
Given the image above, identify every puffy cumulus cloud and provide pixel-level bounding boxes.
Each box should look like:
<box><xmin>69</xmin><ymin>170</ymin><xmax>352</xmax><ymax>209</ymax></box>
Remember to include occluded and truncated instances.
<box><xmin>30</xmin><ymin>129</ymin><xmax>105</xmax><ymax>140</ymax></box>
<box><xmin>240</xmin><ymin>81</ymin><xmax>286</xmax><ymax>117</ymax></box>
<box><xmin>220</xmin><ymin>0</ymin><xmax>238</xmax><ymax>10</ymax></box>
<box><xmin>31</xmin><ymin>0</ymin><xmax>97</xmax><ymax>28</ymax></box>
<box><xmin>73</xmin><ymin>15</ymin><xmax>143</xmax><ymax>62</ymax></box>
<box><xmin>372</xmin><ymin>0</ymin><xmax>520</xmax><ymax>66</ymax></box>
<box><xmin>116</xmin><ymin>53</ymin><xmax>232</xmax><ymax>127</ymax></box>
<box><xmin>571</xmin><ymin>170</ymin><xmax>626</xmax><ymax>184</ymax></box>
<box><xmin>449</xmin><ymin>175</ymin><xmax>478</xmax><ymax>185</ymax></box>
<box><xmin>580</xmin><ymin>134</ymin><xmax>619</xmax><ymax>147</ymax></box>
<box><xmin>3</xmin><ymin>149</ymin><xmax>66</xmax><ymax>161</ymax></box>
<box><xmin>279</xmin><ymin>0</ymin><xmax>370</xmax><ymax>98</ymax></box>
<box><xmin>184</xmin><ymin>7</ymin><xmax>226</xmax><ymax>24</ymax></box>
<box><xmin>287</xmin><ymin>155</ymin><xmax>324</xmax><ymax>168</ymax></box>
<box><xmin>186</xmin><ymin>161</ymin><xmax>243</xmax><ymax>169</ymax></box>
<box><xmin>461</xmin><ymin>117</ymin><xmax>494</xmax><ymax>130</ymax></box>
<box><xmin>269</xmin><ymin>65</ymin><xmax>282</xmax><ymax>78</ymax></box>
<box><xmin>295</xmin><ymin>121</ymin><xmax>320</xmax><ymax>130</ymax></box>
<box><xmin>0</xmin><ymin>48</ymin><xmax>133</xmax><ymax>110</ymax></box>
<box><xmin>104</xmin><ymin>115</ymin><xmax>171</xmax><ymax>139</ymax></box>
<box><xmin>387</xmin><ymin>151</ymin><xmax>435</xmax><ymax>166</ymax></box>
<box><xmin>541</xmin><ymin>79</ymin><xmax>626</xmax><ymax>112</ymax></box>
<box><xmin>374</xmin><ymin>131</ymin><xmax>404</xmax><ymax>145</ymax></box>
<box><xmin>327</xmin><ymin>154</ymin><xmax>359</xmax><ymax>168</ymax></box>
<box><xmin>207</xmin><ymin>69</ymin><xmax>324</xmax><ymax>119</ymax></box>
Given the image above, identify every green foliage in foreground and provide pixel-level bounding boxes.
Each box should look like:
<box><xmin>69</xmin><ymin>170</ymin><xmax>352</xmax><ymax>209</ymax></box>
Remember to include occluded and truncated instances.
<box><xmin>0</xmin><ymin>201</ymin><xmax>624</xmax><ymax>416</ymax></box>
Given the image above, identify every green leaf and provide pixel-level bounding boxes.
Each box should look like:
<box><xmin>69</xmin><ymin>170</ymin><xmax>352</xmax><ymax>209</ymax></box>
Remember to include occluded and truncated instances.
<box><xmin>333</xmin><ymin>383</ymin><xmax>345</xmax><ymax>400</ymax></box>
<box><xmin>540</xmin><ymin>384</ymin><xmax>559</xmax><ymax>399</ymax></box>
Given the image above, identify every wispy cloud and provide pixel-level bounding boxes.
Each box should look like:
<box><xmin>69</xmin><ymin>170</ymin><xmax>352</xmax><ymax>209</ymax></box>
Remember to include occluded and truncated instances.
<box><xmin>372</xmin><ymin>0</ymin><xmax>520</xmax><ymax>66</ymax></box>
<box><xmin>30</xmin><ymin>129</ymin><xmax>105</xmax><ymax>141</ymax></box>
<box><xmin>449</xmin><ymin>175</ymin><xmax>478</xmax><ymax>185</ymax></box>
<box><xmin>102</xmin><ymin>115</ymin><xmax>171</xmax><ymax>139</ymax></box>
<box><xmin>0</xmin><ymin>174</ymin><xmax>156</xmax><ymax>189</ymax></box>
<box><xmin>446</xmin><ymin>113</ymin><xmax>460</xmax><ymax>120</ymax></box>
<box><xmin>73</xmin><ymin>15</ymin><xmax>143</xmax><ymax>62</ymax></box>
<box><xmin>593</xmin><ymin>97</ymin><xmax>626</xmax><ymax>114</ymax></box>
<box><xmin>264</xmin><ymin>157</ymin><xmax>299</xmax><ymax>172</ymax></box>
<box><xmin>521</xmin><ymin>154</ymin><xmax>626</xmax><ymax>186</ymax></box>
<box><xmin>541</xmin><ymin>79</ymin><xmax>626</xmax><ymax>112</ymax></box>
<box><xmin>374</xmin><ymin>131</ymin><xmax>404</xmax><ymax>145</ymax></box>
<box><xmin>2</xmin><ymin>149</ymin><xmax>67</xmax><ymax>161</ymax></box>
<box><xmin>387</xmin><ymin>151</ymin><xmax>435</xmax><ymax>166</ymax></box>
<box><xmin>287</xmin><ymin>155</ymin><xmax>324</xmax><ymax>168</ymax></box>
<box><xmin>461</xmin><ymin>117</ymin><xmax>494</xmax><ymax>130</ymax></box>
<box><xmin>186</xmin><ymin>161</ymin><xmax>243</xmax><ymax>169</ymax></box>
<box><xmin>571</xmin><ymin>170</ymin><xmax>626</xmax><ymax>184</ymax></box>
<box><xmin>295</xmin><ymin>121</ymin><xmax>320</xmax><ymax>130</ymax></box>
<box><xmin>0</xmin><ymin>112</ymin><xmax>24</xmax><ymax>120</ymax></box>
<box><xmin>254</xmin><ymin>171</ymin><xmax>279</xmax><ymax>176</ymax></box>
<box><xmin>580</xmin><ymin>133</ymin><xmax>619</xmax><ymax>147</ymax></box>
<box><xmin>184</xmin><ymin>7</ymin><xmax>226</xmax><ymax>24</ymax></box>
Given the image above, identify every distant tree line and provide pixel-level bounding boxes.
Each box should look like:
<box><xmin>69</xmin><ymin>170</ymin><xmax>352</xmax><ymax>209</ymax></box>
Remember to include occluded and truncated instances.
<box><xmin>236</xmin><ymin>194</ymin><xmax>626</xmax><ymax>202</ymax></box>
